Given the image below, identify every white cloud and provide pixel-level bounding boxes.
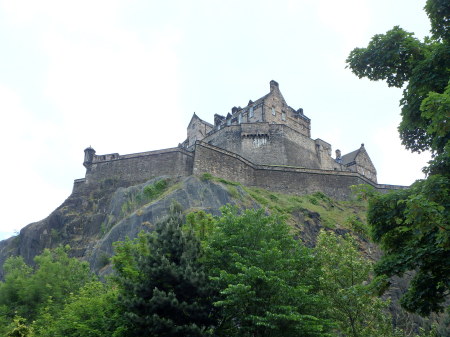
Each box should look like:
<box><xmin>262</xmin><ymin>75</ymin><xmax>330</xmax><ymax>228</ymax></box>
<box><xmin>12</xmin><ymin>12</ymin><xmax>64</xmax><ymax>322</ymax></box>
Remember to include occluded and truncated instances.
<box><xmin>371</xmin><ymin>122</ymin><xmax>430</xmax><ymax>185</ymax></box>
<box><xmin>1</xmin><ymin>0</ymin><xmax>121</xmax><ymax>32</ymax></box>
<box><xmin>34</xmin><ymin>6</ymin><xmax>185</xmax><ymax>154</ymax></box>
<box><xmin>317</xmin><ymin>0</ymin><xmax>371</xmax><ymax>50</ymax></box>
<box><xmin>0</xmin><ymin>85</ymin><xmax>68</xmax><ymax>238</ymax></box>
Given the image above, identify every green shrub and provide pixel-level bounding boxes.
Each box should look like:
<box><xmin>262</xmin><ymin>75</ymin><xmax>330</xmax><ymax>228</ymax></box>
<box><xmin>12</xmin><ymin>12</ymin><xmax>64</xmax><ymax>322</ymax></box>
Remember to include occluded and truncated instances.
<box><xmin>143</xmin><ymin>179</ymin><xmax>168</xmax><ymax>199</ymax></box>
<box><xmin>346</xmin><ymin>214</ymin><xmax>368</xmax><ymax>237</ymax></box>
<box><xmin>200</xmin><ymin>172</ymin><xmax>213</xmax><ymax>181</ymax></box>
<box><xmin>308</xmin><ymin>196</ymin><xmax>319</xmax><ymax>205</ymax></box>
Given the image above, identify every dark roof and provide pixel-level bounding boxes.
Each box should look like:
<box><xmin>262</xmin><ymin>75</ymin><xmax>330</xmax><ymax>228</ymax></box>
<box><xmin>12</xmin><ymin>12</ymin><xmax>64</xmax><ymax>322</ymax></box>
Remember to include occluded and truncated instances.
<box><xmin>341</xmin><ymin>148</ymin><xmax>360</xmax><ymax>166</ymax></box>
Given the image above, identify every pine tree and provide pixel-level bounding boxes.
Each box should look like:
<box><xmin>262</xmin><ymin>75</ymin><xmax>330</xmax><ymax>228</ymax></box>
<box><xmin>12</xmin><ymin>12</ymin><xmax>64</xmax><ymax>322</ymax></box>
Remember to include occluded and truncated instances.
<box><xmin>114</xmin><ymin>202</ymin><xmax>215</xmax><ymax>336</ymax></box>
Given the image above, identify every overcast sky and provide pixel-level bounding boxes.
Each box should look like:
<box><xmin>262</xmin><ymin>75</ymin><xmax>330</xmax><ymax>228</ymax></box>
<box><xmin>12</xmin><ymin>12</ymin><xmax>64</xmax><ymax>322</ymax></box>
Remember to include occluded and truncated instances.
<box><xmin>0</xmin><ymin>0</ymin><xmax>432</xmax><ymax>240</ymax></box>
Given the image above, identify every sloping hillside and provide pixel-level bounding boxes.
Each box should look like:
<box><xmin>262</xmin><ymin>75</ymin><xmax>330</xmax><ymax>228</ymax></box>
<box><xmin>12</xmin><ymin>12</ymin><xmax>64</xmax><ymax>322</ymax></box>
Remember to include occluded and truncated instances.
<box><xmin>0</xmin><ymin>174</ymin><xmax>371</xmax><ymax>277</ymax></box>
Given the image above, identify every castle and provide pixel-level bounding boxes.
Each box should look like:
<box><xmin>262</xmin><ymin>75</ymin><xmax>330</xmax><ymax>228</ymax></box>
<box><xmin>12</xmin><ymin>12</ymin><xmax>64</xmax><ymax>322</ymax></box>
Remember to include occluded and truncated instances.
<box><xmin>76</xmin><ymin>81</ymin><xmax>403</xmax><ymax>199</ymax></box>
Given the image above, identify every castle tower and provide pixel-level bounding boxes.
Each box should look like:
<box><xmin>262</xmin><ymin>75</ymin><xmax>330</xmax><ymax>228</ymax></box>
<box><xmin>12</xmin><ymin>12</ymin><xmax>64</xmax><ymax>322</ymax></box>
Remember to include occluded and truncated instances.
<box><xmin>83</xmin><ymin>146</ymin><xmax>96</xmax><ymax>170</ymax></box>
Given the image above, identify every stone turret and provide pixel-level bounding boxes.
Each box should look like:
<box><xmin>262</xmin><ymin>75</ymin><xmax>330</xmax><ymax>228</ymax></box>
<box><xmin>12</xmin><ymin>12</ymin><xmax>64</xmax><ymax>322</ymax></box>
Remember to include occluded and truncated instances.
<box><xmin>83</xmin><ymin>146</ymin><xmax>96</xmax><ymax>170</ymax></box>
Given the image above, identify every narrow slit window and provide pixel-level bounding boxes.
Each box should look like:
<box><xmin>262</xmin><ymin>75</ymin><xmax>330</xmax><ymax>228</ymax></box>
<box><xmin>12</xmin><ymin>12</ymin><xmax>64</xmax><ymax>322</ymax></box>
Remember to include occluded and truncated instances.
<box><xmin>249</xmin><ymin>107</ymin><xmax>254</xmax><ymax>118</ymax></box>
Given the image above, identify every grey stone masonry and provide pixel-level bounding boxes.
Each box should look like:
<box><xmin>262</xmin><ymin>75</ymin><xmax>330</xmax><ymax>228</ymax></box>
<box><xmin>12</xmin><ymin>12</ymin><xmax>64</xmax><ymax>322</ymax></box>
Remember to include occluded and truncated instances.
<box><xmin>73</xmin><ymin>80</ymin><xmax>406</xmax><ymax>199</ymax></box>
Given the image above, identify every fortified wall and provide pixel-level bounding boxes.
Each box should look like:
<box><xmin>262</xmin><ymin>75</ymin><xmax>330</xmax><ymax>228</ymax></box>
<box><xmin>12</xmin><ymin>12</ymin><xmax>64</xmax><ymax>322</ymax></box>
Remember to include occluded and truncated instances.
<box><xmin>73</xmin><ymin>81</ymin><xmax>405</xmax><ymax>199</ymax></box>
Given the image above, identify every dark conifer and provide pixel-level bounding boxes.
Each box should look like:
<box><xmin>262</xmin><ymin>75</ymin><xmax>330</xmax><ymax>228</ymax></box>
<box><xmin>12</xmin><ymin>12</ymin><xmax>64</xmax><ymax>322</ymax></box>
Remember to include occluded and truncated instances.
<box><xmin>116</xmin><ymin>202</ymin><xmax>215</xmax><ymax>337</ymax></box>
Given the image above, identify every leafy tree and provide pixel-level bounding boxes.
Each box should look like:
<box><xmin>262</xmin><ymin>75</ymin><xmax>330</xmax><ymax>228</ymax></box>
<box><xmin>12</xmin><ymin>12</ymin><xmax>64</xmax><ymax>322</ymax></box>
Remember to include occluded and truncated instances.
<box><xmin>315</xmin><ymin>230</ymin><xmax>393</xmax><ymax>337</ymax></box>
<box><xmin>0</xmin><ymin>246</ymin><xmax>92</xmax><ymax>322</ymax></box>
<box><xmin>32</xmin><ymin>281</ymin><xmax>124</xmax><ymax>337</ymax></box>
<box><xmin>204</xmin><ymin>206</ymin><xmax>330</xmax><ymax>337</ymax></box>
<box><xmin>5</xmin><ymin>316</ymin><xmax>33</xmax><ymax>337</ymax></box>
<box><xmin>346</xmin><ymin>0</ymin><xmax>450</xmax><ymax>315</ymax></box>
<box><xmin>113</xmin><ymin>202</ymin><xmax>216</xmax><ymax>337</ymax></box>
<box><xmin>368</xmin><ymin>176</ymin><xmax>449</xmax><ymax>315</ymax></box>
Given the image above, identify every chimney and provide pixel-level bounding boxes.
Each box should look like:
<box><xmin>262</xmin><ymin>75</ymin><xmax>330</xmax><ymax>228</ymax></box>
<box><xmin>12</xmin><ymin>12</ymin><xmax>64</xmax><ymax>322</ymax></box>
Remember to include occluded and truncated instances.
<box><xmin>270</xmin><ymin>80</ymin><xmax>279</xmax><ymax>92</ymax></box>
<box><xmin>335</xmin><ymin>149</ymin><xmax>342</xmax><ymax>164</ymax></box>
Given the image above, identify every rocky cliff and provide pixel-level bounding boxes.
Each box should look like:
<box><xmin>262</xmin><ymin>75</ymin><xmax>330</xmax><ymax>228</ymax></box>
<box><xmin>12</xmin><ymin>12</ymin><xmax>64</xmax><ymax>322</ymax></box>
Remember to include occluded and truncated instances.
<box><xmin>0</xmin><ymin>174</ymin><xmax>439</xmax><ymax>331</ymax></box>
<box><xmin>0</xmin><ymin>174</ymin><xmax>372</xmax><ymax>278</ymax></box>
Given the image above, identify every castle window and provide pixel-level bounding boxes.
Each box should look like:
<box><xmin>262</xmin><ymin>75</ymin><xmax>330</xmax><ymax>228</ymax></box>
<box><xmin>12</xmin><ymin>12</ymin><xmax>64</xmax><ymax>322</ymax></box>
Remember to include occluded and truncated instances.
<box><xmin>227</xmin><ymin>119</ymin><xmax>231</xmax><ymax>126</ymax></box>
<box><xmin>272</xmin><ymin>107</ymin><xmax>276</xmax><ymax>116</ymax></box>
<box><xmin>238</xmin><ymin>113</ymin><xmax>242</xmax><ymax>124</ymax></box>
<box><xmin>249</xmin><ymin>106</ymin><xmax>254</xmax><ymax>118</ymax></box>
<box><xmin>281</xmin><ymin>112</ymin><xmax>286</xmax><ymax>121</ymax></box>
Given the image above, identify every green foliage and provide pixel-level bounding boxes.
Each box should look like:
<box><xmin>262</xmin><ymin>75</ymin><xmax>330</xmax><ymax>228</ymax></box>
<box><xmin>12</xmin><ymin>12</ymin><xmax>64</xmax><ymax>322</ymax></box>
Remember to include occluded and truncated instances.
<box><xmin>345</xmin><ymin>214</ymin><xmax>369</xmax><ymax>238</ymax></box>
<box><xmin>347</xmin><ymin>0</ymin><xmax>450</xmax><ymax>315</ymax></box>
<box><xmin>111</xmin><ymin>232</ymin><xmax>152</xmax><ymax>283</ymax></box>
<box><xmin>200</xmin><ymin>172</ymin><xmax>213</xmax><ymax>181</ymax></box>
<box><xmin>226</xmin><ymin>185</ymin><xmax>241</xmax><ymax>200</ymax></box>
<box><xmin>0</xmin><ymin>246</ymin><xmax>92</xmax><ymax>322</ymax></box>
<box><xmin>143</xmin><ymin>178</ymin><xmax>168</xmax><ymax>199</ymax></box>
<box><xmin>33</xmin><ymin>282</ymin><xmax>124</xmax><ymax>337</ymax></box>
<box><xmin>420</xmin><ymin>81</ymin><xmax>450</xmax><ymax>176</ymax></box>
<box><xmin>185</xmin><ymin>210</ymin><xmax>216</xmax><ymax>242</ymax></box>
<box><xmin>204</xmin><ymin>206</ymin><xmax>331</xmax><ymax>336</ymax></box>
<box><xmin>315</xmin><ymin>231</ymin><xmax>393</xmax><ymax>337</ymax></box>
<box><xmin>5</xmin><ymin>316</ymin><xmax>33</xmax><ymax>337</ymax></box>
<box><xmin>120</xmin><ymin>178</ymin><xmax>170</xmax><ymax>217</ymax></box>
<box><xmin>200</xmin><ymin>172</ymin><xmax>240</xmax><ymax>186</ymax></box>
<box><xmin>113</xmin><ymin>202</ymin><xmax>215</xmax><ymax>336</ymax></box>
<box><xmin>346</xmin><ymin>26</ymin><xmax>424</xmax><ymax>88</ymax></box>
<box><xmin>368</xmin><ymin>176</ymin><xmax>450</xmax><ymax>315</ymax></box>
<box><xmin>351</xmin><ymin>184</ymin><xmax>378</xmax><ymax>201</ymax></box>
<box><xmin>424</xmin><ymin>0</ymin><xmax>450</xmax><ymax>42</ymax></box>
<box><xmin>346</xmin><ymin>1</ymin><xmax>450</xmax><ymax>156</ymax></box>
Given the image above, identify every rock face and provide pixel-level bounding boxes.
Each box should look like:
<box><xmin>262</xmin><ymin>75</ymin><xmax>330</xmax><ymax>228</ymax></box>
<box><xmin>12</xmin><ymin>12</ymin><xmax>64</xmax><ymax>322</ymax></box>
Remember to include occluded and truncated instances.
<box><xmin>0</xmin><ymin>174</ymin><xmax>438</xmax><ymax>332</ymax></box>
<box><xmin>0</xmin><ymin>176</ymin><xmax>254</xmax><ymax>278</ymax></box>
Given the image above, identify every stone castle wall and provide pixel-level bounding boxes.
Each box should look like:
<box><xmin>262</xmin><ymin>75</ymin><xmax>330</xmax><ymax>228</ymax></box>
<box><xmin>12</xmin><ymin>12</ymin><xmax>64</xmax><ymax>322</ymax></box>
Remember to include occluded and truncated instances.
<box><xmin>74</xmin><ymin>141</ymin><xmax>404</xmax><ymax>200</ymax></box>
<box><xmin>73</xmin><ymin>148</ymin><xmax>194</xmax><ymax>194</ymax></box>
<box><xmin>192</xmin><ymin>142</ymin><xmax>403</xmax><ymax>200</ymax></box>
<box><xmin>202</xmin><ymin>122</ymin><xmax>340</xmax><ymax>170</ymax></box>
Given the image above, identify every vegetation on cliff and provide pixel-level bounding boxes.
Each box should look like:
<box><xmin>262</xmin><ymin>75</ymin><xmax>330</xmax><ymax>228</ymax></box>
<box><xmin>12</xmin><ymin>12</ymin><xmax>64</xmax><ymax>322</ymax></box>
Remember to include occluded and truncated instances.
<box><xmin>0</xmin><ymin>194</ymin><xmax>446</xmax><ymax>336</ymax></box>
<box><xmin>1</xmin><ymin>2</ymin><xmax>448</xmax><ymax>335</ymax></box>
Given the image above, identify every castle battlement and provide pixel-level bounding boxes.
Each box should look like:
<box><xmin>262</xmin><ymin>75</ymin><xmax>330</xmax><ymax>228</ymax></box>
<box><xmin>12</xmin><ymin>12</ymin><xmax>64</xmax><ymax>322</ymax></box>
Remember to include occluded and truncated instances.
<box><xmin>75</xmin><ymin>81</ymin><xmax>403</xmax><ymax>199</ymax></box>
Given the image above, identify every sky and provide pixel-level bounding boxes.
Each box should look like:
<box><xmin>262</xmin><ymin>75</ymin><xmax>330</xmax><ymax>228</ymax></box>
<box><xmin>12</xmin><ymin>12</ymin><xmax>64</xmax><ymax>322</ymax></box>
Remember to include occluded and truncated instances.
<box><xmin>0</xmin><ymin>0</ymin><xmax>433</xmax><ymax>240</ymax></box>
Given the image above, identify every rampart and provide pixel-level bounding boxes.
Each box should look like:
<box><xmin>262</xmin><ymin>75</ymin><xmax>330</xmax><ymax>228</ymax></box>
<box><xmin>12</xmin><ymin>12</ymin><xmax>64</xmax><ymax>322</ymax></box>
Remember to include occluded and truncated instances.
<box><xmin>73</xmin><ymin>141</ymin><xmax>405</xmax><ymax>200</ymax></box>
<box><xmin>73</xmin><ymin>147</ymin><xmax>194</xmax><ymax>194</ymax></box>
<box><xmin>192</xmin><ymin>142</ymin><xmax>405</xmax><ymax>200</ymax></box>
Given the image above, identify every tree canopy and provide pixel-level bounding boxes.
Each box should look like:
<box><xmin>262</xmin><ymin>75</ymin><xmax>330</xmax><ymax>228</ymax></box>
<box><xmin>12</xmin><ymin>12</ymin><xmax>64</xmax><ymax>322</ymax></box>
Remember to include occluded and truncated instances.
<box><xmin>203</xmin><ymin>206</ymin><xmax>331</xmax><ymax>337</ymax></box>
<box><xmin>346</xmin><ymin>0</ymin><xmax>450</xmax><ymax>315</ymax></box>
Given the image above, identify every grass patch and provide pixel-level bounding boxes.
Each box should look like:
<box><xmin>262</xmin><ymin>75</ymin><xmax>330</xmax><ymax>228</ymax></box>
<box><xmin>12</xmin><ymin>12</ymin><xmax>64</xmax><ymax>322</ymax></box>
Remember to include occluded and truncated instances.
<box><xmin>144</xmin><ymin>179</ymin><xmax>168</xmax><ymax>199</ymax></box>
<box><xmin>242</xmin><ymin>186</ymin><xmax>367</xmax><ymax>232</ymax></box>
<box><xmin>120</xmin><ymin>178</ymin><xmax>171</xmax><ymax>218</ymax></box>
<box><xmin>227</xmin><ymin>185</ymin><xmax>242</xmax><ymax>200</ymax></box>
<box><xmin>199</xmin><ymin>173</ymin><xmax>240</xmax><ymax>186</ymax></box>
<box><xmin>201</xmin><ymin>172</ymin><xmax>213</xmax><ymax>181</ymax></box>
